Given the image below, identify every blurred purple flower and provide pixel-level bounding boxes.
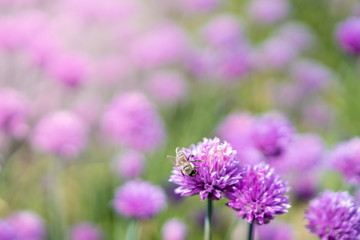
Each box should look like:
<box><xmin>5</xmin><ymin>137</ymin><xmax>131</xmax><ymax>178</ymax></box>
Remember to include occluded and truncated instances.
<box><xmin>217</xmin><ymin>112</ymin><xmax>264</xmax><ymax>165</ymax></box>
<box><xmin>46</xmin><ymin>53</ymin><xmax>92</xmax><ymax>88</ymax></box>
<box><xmin>252</xmin><ymin>113</ymin><xmax>294</xmax><ymax>158</ymax></box>
<box><xmin>177</xmin><ymin>0</ymin><xmax>220</xmax><ymax>13</ymax></box>
<box><xmin>256</xmin><ymin>221</ymin><xmax>293</xmax><ymax>240</ymax></box>
<box><xmin>336</xmin><ymin>17</ymin><xmax>360</xmax><ymax>55</ymax></box>
<box><xmin>290</xmin><ymin>59</ymin><xmax>333</xmax><ymax>93</ymax></box>
<box><xmin>226</xmin><ymin>164</ymin><xmax>291</xmax><ymax>225</ymax></box>
<box><xmin>248</xmin><ymin>0</ymin><xmax>290</xmax><ymax>24</ymax></box>
<box><xmin>101</xmin><ymin>92</ymin><xmax>165</xmax><ymax>151</ymax></box>
<box><xmin>305</xmin><ymin>190</ymin><xmax>360</xmax><ymax>239</ymax></box>
<box><xmin>170</xmin><ymin>137</ymin><xmax>242</xmax><ymax>201</ymax></box>
<box><xmin>164</xmin><ymin>182</ymin><xmax>184</xmax><ymax>203</ymax></box>
<box><xmin>113</xmin><ymin>150</ymin><xmax>145</xmax><ymax>179</ymax></box>
<box><xmin>202</xmin><ymin>14</ymin><xmax>243</xmax><ymax>48</ymax></box>
<box><xmin>162</xmin><ymin>219</ymin><xmax>187</xmax><ymax>240</ymax></box>
<box><xmin>145</xmin><ymin>71</ymin><xmax>187</xmax><ymax>105</ymax></box>
<box><xmin>130</xmin><ymin>23</ymin><xmax>188</xmax><ymax>69</ymax></box>
<box><xmin>0</xmin><ymin>88</ymin><xmax>29</xmax><ymax>140</ymax></box>
<box><xmin>302</xmin><ymin>101</ymin><xmax>334</xmax><ymax>132</ymax></box>
<box><xmin>70</xmin><ymin>223</ymin><xmax>102</xmax><ymax>240</ymax></box>
<box><xmin>276</xmin><ymin>21</ymin><xmax>315</xmax><ymax>52</ymax></box>
<box><xmin>292</xmin><ymin>172</ymin><xmax>319</xmax><ymax>201</ymax></box>
<box><xmin>31</xmin><ymin>111</ymin><xmax>88</xmax><ymax>159</ymax></box>
<box><xmin>9</xmin><ymin>211</ymin><xmax>45</xmax><ymax>240</ymax></box>
<box><xmin>113</xmin><ymin>180</ymin><xmax>166</xmax><ymax>219</ymax></box>
<box><xmin>0</xmin><ymin>220</ymin><xmax>16</xmax><ymax>240</ymax></box>
<box><xmin>331</xmin><ymin>138</ymin><xmax>360</xmax><ymax>185</ymax></box>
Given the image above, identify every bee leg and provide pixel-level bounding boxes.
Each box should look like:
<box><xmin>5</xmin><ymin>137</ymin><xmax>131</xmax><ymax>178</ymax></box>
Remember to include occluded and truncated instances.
<box><xmin>181</xmin><ymin>170</ymin><xmax>185</xmax><ymax>176</ymax></box>
<box><xmin>187</xmin><ymin>154</ymin><xmax>195</xmax><ymax>161</ymax></box>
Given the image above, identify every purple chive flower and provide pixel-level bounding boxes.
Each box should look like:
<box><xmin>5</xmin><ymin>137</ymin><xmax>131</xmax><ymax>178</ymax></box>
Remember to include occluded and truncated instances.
<box><xmin>276</xmin><ymin>22</ymin><xmax>315</xmax><ymax>52</ymax></box>
<box><xmin>202</xmin><ymin>14</ymin><xmax>244</xmax><ymax>48</ymax></box>
<box><xmin>113</xmin><ymin>180</ymin><xmax>167</xmax><ymax>219</ymax></box>
<box><xmin>252</xmin><ymin>113</ymin><xmax>295</xmax><ymax>158</ymax></box>
<box><xmin>31</xmin><ymin>111</ymin><xmax>88</xmax><ymax>159</ymax></box>
<box><xmin>170</xmin><ymin>137</ymin><xmax>242</xmax><ymax>201</ymax></box>
<box><xmin>247</xmin><ymin>0</ymin><xmax>290</xmax><ymax>24</ymax></box>
<box><xmin>305</xmin><ymin>190</ymin><xmax>360</xmax><ymax>239</ymax></box>
<box><xmin>0</xmin><ymin>220</ymin><xmax>16</xmax><ymax>240</ymax></box>
<box><xmin>145</xmin><ymin>71</ymin><xmax>187</xmax><ymax>105</ymax></box>
<box><xmin>336</xmin><ymin>17</ymin><xmax>360</xmax><ymax>55</ymax></box>
<box><xmin>292</xmin><ymin>172</ymin><xmax>319</xmax><ymax>200</ymax></box>
<box><xmin>226</xmin><ymin>164</ymin><xmax>291</xmax><ymax>225</ymax></box>
<box><xmin>290</xmin><ymin>59</ymin><xmax>334</xmax><ymax>93</ymax></box>
<box><xmin>46</xmin><ymin>52</ymin><xmax>92</xmax><ymax>88</ymax></box>
<box><xmin>217</xmin><ymin>112</ymin><xmax>264</xmax><ymax>165</ymax></box>
<box><xmin>70</xmin><ymin>223</ymin><xmax>103</xmax><ymax>240</ymax></box>
<box><xmin>161</xmin><ymin>219</ymin><xmax>187</xmax><ymax>240</ymax></box>
<box><xmin>256</xmin><ymin>221</ymin><xmax>293</xmax><ymax>240</ymax></box>
<box><xmin>0</xmin><ymin>88</ymin><xmax>29</xmax><ymax>140</ymax></box>
<box><xmin>177</xmin><ymin>0</ymin><xmax>220</xmax><ymax>13</ymax></box>
<box><xmin>331</xmin><ymin>138</ymin><xmax>360</xmax><ymax>185</ymax></box>
<box><xmin>113</xmin><ymin>150</ymin><xmax>145</xmax><ymax>179</ymax></box>
<box><xmin>101</xmin><ymin>92</ymin><xmax>165</xmax><ymax>151</ymax></box>
<box><xmin>8</xmin><ymin>211</ymin><xmax>45</xmax><ymax>240</ymax></box>
<box><xmin>130</xmin><ymin>23</ymin><xmax>187</xmax><ymax>69</ymax></box>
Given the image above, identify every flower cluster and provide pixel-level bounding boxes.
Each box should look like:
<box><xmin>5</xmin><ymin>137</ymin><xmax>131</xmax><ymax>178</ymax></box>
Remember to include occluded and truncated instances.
<box><xmin>305</xmin><ymin>190</ymin><xmax>360</xmax><ymax>239</ymax></box>
<box><xmin>170</xmin><ymin>137</ymin><xmax>242</xmax><ymax>201</ymax></box>
<box><xmin>226</xmin><ymin>164</ymin><xmax>291</xmax><ymax>225</ymax></box>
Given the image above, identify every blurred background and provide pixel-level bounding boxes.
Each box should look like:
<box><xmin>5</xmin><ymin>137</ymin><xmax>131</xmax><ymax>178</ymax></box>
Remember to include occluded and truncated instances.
<box><xmin>0</xmin><ymin>0</ymin><xmax>359</xmax><ymax>239</ymax></box>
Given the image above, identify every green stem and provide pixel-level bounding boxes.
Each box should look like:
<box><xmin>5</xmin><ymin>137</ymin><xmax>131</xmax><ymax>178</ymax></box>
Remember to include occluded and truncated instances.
<box><xmin>125</xmin><ymin>220</ymin><xmax>139</xmax><ymax>240</ymax></box>
<box><xmin>248</xmin><ymin>223</ymin><xmax>254</xmax><ymax>240</ymax></box>
<box><xmin>204</xmin><ymin>199</ymin><xmax>213</xmax><ymax>240</ymax></box>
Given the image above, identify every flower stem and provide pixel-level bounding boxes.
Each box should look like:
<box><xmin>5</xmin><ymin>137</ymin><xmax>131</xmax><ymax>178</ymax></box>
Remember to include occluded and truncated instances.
<box><xmin>125</xmin><ymin>220</ymin><xmax>139</xmax><ymax>240</ymax></box>
<box><xmin>204</xmin><ymin>198</ymin><xmax>213</xmax><ymax>240</ymax></box>
<box><xmin>248</xmin><ymin>223</ymin><xmax>254</xmax><ymax>240</ymax></box>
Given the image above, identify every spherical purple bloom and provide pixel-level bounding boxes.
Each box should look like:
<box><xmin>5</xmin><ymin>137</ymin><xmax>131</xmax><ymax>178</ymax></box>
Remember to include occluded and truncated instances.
<box><xmin>70</xmin><ymin>223</ymin><xmax>103</xmax><ymax>240</ymax></box>
<box><xmin>114</xmin><ymin>150</ymin><xmax>145</xmax><ymax>179</ymax></box>
<box><xmin>305</xmin><ymin>190</ymin><xmax>360</xmax><ymax>239</ymax></box>
<box><xmin>252</xmin><ymin>113</ymin><xmax>294</xmax><ymax>158</ymax></box>
<box><xmin>290</xmin><ymin>59</ymin><xmax>334</xmax><ymax>93</ymax></box>
<box><xmin>336</xmin><ymin>17</ymin><xmax>360</xmax><ymax>55</ymax></box>
<box><xmin>226</xmin><ymin>164</ymin><xmax>291</xmax><ymax>225</ymax></box>
<box><xmin>248</xmin><ymin>0</ymin><xmax>290</xmax><ymax>24</ymax></box>
<box><xmin>8</xmin><ymin>211</ymin><xmax>45</xmax><ymax>240</ymax></box>
<box><xmin>202</xmin><ymin>14</ymin><xmax>243</xmax><ymax>48</ymax></box>
<box><xmin>31</xmin><ymin>111</ymin><xmax>88</xmax><ymax>159</ymax></box>
<box><xmin>161</xmin><ymin>219</ymin><xmax>187</xmax><ymax>240</ymax></box>
<box><xmin>292</xmin><ymin>172</ymin><xmax>319</xmax><ymax>200</ymax></box>
<box><xmin>113</xmin><ymin>180</ymin><xmax>166</xmax><ymax>219</ymax></box>
<box><xmin>256</xmin><ymin>221</ymin><xmax>293</xmax><ymax>240</ymax></box>
<box><xmin>217</xmin><ymin>112</ymin><xmax>264</xmax><ymax>165</ymax></box>
<box><xmin>0</xmin><ymin>88</ymin><xmax>29</xmax><ymax>140</ymax></box>
<box><xmin>130</xmin><ymin>23</ymin><xmax>187</xmax><ymax>69</ymax></box>
<box><xmin>101</xmin><ymin>92</ymin><xmax>165</xmax><ymax>151</ymax></box>
<box><xmin>331</xmin><ymin>138</ymin><xmax>360</xmax><ymax>185</ymax></box>
<box><xmin>0</xmin><ymin>220</ymin><xmax>16</xmax><ymax>240</ymax></box>
<box><xmin>170</xmin><ymin>137</ymin><xmax>242</xmax><ymax>201</ymax></box>
<box><xmin>145</xmin><ymin>71</ymin><xmax>187</xmax><ymax>105</ymax></box>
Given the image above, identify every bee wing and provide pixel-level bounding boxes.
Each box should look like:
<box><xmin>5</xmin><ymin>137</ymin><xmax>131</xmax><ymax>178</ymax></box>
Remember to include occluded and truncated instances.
<box><xmin>167</xmin><ymin>155</ymin><xmax>177</xmax><ymax>166</ymax></box>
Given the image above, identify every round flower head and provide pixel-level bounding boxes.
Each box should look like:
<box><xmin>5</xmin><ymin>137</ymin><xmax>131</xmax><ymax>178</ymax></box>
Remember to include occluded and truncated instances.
<box><xmin>226</xmin><ymin>164</ymin><xmax>291</xmax><ymax>225</ymax></box>
<box><xmin>290</xmin><ymin>59</ymin><xmax>333</xmax><ymax>93</ymax></box>
<box><xmin>70</xmin><ymin>223</ymin><xmax>103</xmax><ymax>240</ymax></box>
<box><xmin>0</xmin><ymin>220</ymin><xmax>16</xmax><ymax>240</ymax></box>
<box><xmin>331</xmin><ymin>138</ymin><xmax>360</xmax><ymax>185</ymax></box>
<box><xmin>170</xmin><ymin>137</ymin><xmax>242</xmax><ymax>201</ymax></box>
<box><xmin>256</xmin><ymin>221</ymin><xmax>293</xmax><ymax>240</ymax></box>
<box><xmin>113</xmin><ymin>150</ymin><xmax>145</xmax><ymax>179</ymax></box>
<box><xmin>8</xmin><ymin>211</ymin><xmax>45</xmax><ymax>240</ymax></box>
<box><xmin>305</xmin><ymin>190</ymin><xmax>360</xmax><ymax>239</ymax></box>
<box><xmin>247</xmin><ymin>0</ymin><xmax>290</xmax><ymax>24</ymax></box>
<box><xmin>31</xmin><ymin>111</ymin><xmax>88</xmax><ymax>159</ymax></box>
<box><xmin>101</xmin><ymin>92</ymin><xmax>165</xmax><ymax>151</ymax></box>
<box><xmin>336</xmin><ymin>17</ymin><xmax>360</xmax><ymax>55</ymax></box>
<box><xmin>202</xmin><ymin>14</ymin><xmax>243</xmax><ymax>48</ymax></box>
<box><xmin>252</xmin><ymin>113</ymin><xmax>294</xmax><ymax>158</ymax></box>
<box><xmin>162</xmin><ymin>219</ymin><xmax>187</xmax><ymax>240</ymax></box>
<box><xmin>0</xmin><ymin>88</ymin><xmax>29</xmax><ymax>139</ymax></box>
<box><xmin>145</xmin><ymin>71</ymin><xmax>187</xmax><ymax>105</ymax></box>
<box><xmin>113</xmin><ymin>180</ymin><xmax>167</xmax><ymax>219</ymax></box>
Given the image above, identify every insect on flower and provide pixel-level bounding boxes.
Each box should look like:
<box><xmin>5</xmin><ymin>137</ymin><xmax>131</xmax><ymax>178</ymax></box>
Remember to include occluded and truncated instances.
<box><xmin>168</xmin><ymin>147</ymin><xmax>201</xmax><ymax>177</ymax></box>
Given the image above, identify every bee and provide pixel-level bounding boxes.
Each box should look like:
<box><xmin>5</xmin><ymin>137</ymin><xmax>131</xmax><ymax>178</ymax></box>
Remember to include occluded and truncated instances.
<box><xmin>168</xmin><ymin>147</ymin><xmax>201</xmax><ymax>177</ymax></box>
